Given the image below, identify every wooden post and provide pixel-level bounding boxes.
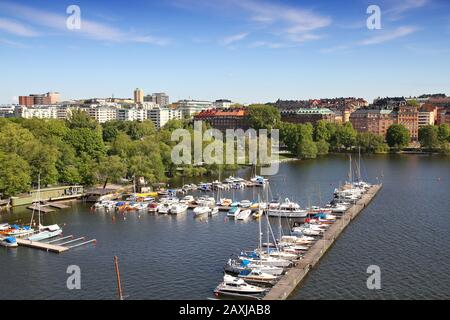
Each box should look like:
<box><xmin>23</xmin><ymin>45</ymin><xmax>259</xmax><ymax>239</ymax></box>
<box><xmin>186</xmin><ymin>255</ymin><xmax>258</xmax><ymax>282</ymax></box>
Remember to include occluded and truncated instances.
<box><xmin>114</xmin><ymin>256</ymin><xmax>124</xmax><ymax>300</ymax></box>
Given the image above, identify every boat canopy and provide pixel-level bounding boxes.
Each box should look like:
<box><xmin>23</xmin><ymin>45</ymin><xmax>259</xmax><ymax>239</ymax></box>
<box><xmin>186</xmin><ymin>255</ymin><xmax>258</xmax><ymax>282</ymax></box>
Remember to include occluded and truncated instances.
<box><xmin>239</xmin><ymin>269</ymin><xmax>252</xmax><ymax>276</ymax></box>
<box><xmin>4</xmin><ymin>237</ymin><xmax>16</xmax><ymax>243</ymax></box>
<box><xmin>46</xmin><ymin>225</ymin><xmax>60</xmax><ymax>231</ymax></box>
<box><xmin>229</xmin><ymin>207</ymin><xmax>239</xmax><ymax>213</ymax></box>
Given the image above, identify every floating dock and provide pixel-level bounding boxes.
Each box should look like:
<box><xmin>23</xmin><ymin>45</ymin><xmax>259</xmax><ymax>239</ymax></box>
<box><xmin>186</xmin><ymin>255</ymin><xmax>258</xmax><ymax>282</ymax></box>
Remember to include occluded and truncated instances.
<box><xmin>263</xmin><ymin>184</ymin><xmax>382</xmax><ymax>300</ymax></box>
<box><xmin>15</xmin><ymin>238</ymin><xmax>70</xmax><ymax>253</ymax></box>
<box><xmin>26</xmin><ymin>205</ymin><xmax>55</xmax><ymax>213</ymax></box>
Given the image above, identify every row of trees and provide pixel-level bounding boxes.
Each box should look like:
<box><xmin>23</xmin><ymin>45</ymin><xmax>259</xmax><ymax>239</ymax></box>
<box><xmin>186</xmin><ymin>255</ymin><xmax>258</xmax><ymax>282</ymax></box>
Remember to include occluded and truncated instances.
<box><xmin>245</xmin><ymin>104</ymin><xmax>450</xmax><ymax>159</ymax></box>
<box><xmin>0</xmin><ymin>111</ymin><xmax>230</xmax><ymax>197</ymax></box>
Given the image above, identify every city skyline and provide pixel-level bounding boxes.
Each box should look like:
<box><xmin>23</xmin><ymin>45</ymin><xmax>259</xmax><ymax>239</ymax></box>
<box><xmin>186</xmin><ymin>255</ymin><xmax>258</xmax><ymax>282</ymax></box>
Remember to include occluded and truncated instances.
<box><xmin>1</xmin><ymin>0</ymin><xmax>450</xmax><ymax>104</ymax></box>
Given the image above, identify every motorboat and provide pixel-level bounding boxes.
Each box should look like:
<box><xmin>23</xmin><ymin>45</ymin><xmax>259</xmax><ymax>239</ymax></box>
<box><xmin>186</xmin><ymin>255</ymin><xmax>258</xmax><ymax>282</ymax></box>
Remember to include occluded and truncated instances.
<box><xmin>193</xmin><ymin>205</ymin><xmax>211</xmax><ymax>217</ymax></box>
<box><xmin>196</xmin><ymin>196</ymin><xmax>215</xmax><ymax>207</ymax></box>
<box><xmin>267</xmin><ymin>198</ymin><xmax>307</xmax><ymax>218</ymax></box>
<box><xmin>236</xmin><ymin>209</ymin><xmax>251</xmax><ymax>220</ymax></box>
<box><xmin>220</xmin><ymin>198</ymin><xmax>232</xmax><ymax>207</ymax></box>
<box><xmin>180</xmin><ymin>195</ymin><xmax>194</xmax><ymax>204</ymax></box>
<box><xmin>209</xmin><ymin>207</ymin><xmax>219</xmax><ymax>216</ymax></box>
<box><xmin>224</xmin><ymin>259</ymin><xmax>284</xmax><ymax>276</ymax></box>
<box><xmin>170</xmin><ymin>203</ymin><xmax>188</xmax><ymax>215</ymax></box>
<box><xmin>239</xmin><ymin>200</ymin><xmax>252</xmax><ymax>208</ymax></box>
<box><xmin>268</xmin><ymin>199</ymin><xmax>280</xmax><ymax>210</ymax></box>
<box><xmin>0</xmin><ymin>223</ymin><xmax>10</xmax><ymax>231</ymax></box>
<box><xmin>158</xmin><ymin>203</ymin><xmax>171</xmax><ymax>214</ymax></box>
<box><xmin>214</xmin><ymin>275</ymin><xmax>267</xmax><ymax>297</ymax></box>
<box><xmin>0</xmin><ymin>236</ymin><xmax>18</xmax><ymax>248</ymax></box>
<box><xmin>27</xmin><ymin>224</ymin><xmax>62</xmax><ymax>242</ymax></box>
<box><xmin>147</xmin><ymin>202</ymin><xmax>159</xmax><ymax>213</ymax></box>
<box><xmin>250</xmin><ymin>175</ymin><xmax>268</xmax><ymax>186</ymax></box>
<box><xmin>292</xmin><ymin>226</ymin><xmax>321</xmax><ymax>236</ymax></box>
<box><xmin>4</xmin><ymin>225</ymin><xmax>34</xmax><ymax>237</ymax></box>
<box><xmin>227</xmin><ymin>207</ymin><xmax>240</xmax><ymax>218</ymax></box>
<box><xmin>237</xmin><ymin>269</ymin><xmax>278</xmax><ymax>284</ymax></box>
<box><xmin>239</xmin><ymin>251</ymin><xmax>292</xmax><ymax>268</ymax></box>
<box><xmin>252</xmin><ymin>209</ymin><xmax>263</xmax><ymax>219</ymax></box>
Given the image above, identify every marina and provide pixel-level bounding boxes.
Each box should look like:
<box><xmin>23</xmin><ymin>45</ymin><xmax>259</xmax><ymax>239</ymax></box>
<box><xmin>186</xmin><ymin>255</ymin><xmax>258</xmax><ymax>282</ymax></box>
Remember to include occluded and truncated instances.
<box><xmin>0</xmin><ymin>155</ymin><xmax>448</xmax><ymax>300</ymax></box>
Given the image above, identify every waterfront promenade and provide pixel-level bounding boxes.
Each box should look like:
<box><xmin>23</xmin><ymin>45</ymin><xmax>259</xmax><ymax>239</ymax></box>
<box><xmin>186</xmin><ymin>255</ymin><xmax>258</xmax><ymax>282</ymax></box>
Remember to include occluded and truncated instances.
<box><xmin>264</xmin><ymin>184</ymin><xmax>382</xmax><ymax>300</ymax></box>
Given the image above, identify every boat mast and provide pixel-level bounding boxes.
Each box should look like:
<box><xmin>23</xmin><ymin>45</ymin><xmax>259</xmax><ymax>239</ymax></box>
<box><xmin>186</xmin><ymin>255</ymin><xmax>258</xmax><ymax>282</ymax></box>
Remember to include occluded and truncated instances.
<box><xmin>37</xmin><ymin>173</ymin><xmax>41</xmax><ymax>228</ymax></box>
<box><xmin>358</xmin><ymin>146</ymin><xmax>361</xmax><ymax>182</ymax></box>
<box><xmin>348</xmin><ymin>154</ymin><xmax>352</xmax><ymax>183</ymax></box>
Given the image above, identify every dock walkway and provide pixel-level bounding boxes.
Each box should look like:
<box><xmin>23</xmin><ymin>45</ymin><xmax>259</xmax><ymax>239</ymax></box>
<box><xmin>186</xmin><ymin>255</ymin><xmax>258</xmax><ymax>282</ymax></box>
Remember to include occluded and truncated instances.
<box><xmin>15</xmin><ymin>238</ymin><xmax>69</xmax><ymax>253</ymax></box>
<box><xmin>263</xmin><ymin>184</ymin><xmax>382</xmax><ymax>300</ymax></box>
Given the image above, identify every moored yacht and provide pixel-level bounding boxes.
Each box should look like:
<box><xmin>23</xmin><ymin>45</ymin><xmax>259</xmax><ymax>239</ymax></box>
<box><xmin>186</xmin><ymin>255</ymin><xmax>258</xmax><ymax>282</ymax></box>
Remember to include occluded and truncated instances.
<box><xmin>214</xmin><ymin>275</ymin><xmax>267</xmax><ymax>298</ymax></box>
<box><xmin>267</xmin><ymin>198</ymin><xmax>307</xmax><ymax>218</ymax></box>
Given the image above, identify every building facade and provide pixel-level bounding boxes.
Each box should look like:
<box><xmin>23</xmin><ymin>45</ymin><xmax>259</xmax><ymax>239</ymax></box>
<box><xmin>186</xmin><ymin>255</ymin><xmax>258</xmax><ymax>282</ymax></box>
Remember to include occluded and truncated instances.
<box><xmin>396</xmin><ymin>105</ymin><xmax>419</xmax><ymax>140</ymax></box>
<box><xmin>193</xmin><ymin>108</ymin><xmax>249</xmax><ymax>132</ymax></box>
<box><xmin>281</xmin><ymin>108</ymin><xmax>337</xmax><ymax>125</ymax></box>
<box><xmin>18</xmin><ymin>92</ymin><xmax>60</xmax><ymax>106</ymax></box>
<box><xmin>349</xmin><ymin>109</ymin><xmax>394</xmax><ymax>138</ymax></box>
<box><xmin>147</xmin><ymin>106</ymin><xmax>182</xmax><ymax>128</ymax></box>
<box><xmin>174</xmin><ymin>100</ymin><xmax>213</xmax><ymax>118</ymax></box>
<box><xmin>134</xmin><ymin>88</ymin><xmax>144</xmax><ymax>104</ymax></box>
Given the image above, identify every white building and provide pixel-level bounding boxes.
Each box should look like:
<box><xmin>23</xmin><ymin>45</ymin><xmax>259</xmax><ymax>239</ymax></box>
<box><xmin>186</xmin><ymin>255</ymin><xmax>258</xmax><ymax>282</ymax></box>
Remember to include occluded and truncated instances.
<box><xmin>213</xmin><ymin>99</ymin><xmax>233</xmax><ymax>109</ymax></box>
<box><xmin>84</xmin><ymin>106</ymin><xmax>118</xmax><ymax>123</ymax></box>
<box><xmin>147</xmin><ymin>106</ymin><xmax>182</xmax><ymax>128</ymax></box>
<box><xmin>14</xmin><ymin>105</ymin><xmax>58</xmax><ymax>119</ymax></box>
<box><xmin>0</xmin><ymin>105</ymin><xmax>15</xmax><ymax>118</ymax></box>
<box><xmin>418</xmin><ymin>110</ymin><xmax>435</xmax><ymax>127</ymax></box>
<box><xmin>174</xmin><ymin>99</ymin><xmax>213</xmax><ymax>118</ymax></box>
<box><xmin>117</xmin><ymin>108</ymin><xmax>147</xmax><ymax>122</ymax></box>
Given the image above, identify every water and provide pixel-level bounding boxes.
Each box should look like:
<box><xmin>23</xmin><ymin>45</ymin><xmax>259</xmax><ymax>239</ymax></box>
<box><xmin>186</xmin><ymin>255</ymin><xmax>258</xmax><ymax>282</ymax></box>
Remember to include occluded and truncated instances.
<box><xmin>0</xmin><ymin>154</ymin><xmax>449</xmax><ymax>300</ymax></box>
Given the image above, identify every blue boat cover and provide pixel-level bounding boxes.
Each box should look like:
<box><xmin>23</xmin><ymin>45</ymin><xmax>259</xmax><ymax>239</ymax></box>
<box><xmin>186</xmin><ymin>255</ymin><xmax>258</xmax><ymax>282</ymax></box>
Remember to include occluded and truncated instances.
<box><xmin>239</xmin><ymin>269</ymin><xmax>251</xmax><ymax>276</ymax></box>
<box><xmin>4</xmin><ymin>237</ymin><xmax>16</xmax><ymax>243</ymax></box>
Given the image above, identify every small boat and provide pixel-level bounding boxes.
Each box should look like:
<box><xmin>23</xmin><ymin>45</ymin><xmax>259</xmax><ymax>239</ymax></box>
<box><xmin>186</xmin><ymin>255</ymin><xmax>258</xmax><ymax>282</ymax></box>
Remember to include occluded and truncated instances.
<box><xmin>193</xmin><ymin>205</ymin><xmax>211</xmax><ymax>217</ymax></box>
<box><xmin>196</xmin><ymin>196</ymin><xmax>215</xmax><ymax>207</ymax></box>
<box><xmin>230</xmin><ymin>202</ymin><xmax>239</xmax><ymax>207</ymax></box>
<box><xmin>158</xmin><ymin>203</ymin><xmax>171</xmax><ymax>214</ymax></box>
<box><xmin>252</xmin><ymin>209</ymin><xmax>263</xmax><ymax>219</ymax></box>
<box><xmin>209</xmin><ymin>207</ymin><xmax>219</xmax><ymax>216</ymax></box>
<box><xmin>170</xmin><ymin>203</ymin><xmax>188</xmax><ymax>215</ymax></box>
<box><xmin>27</xmin><ymin>224</ymin><xmax>62</xmax><ymax>242</ymax></box>
<box><xmin>220</xmin><ymin>198</ymin><xmax>232</xmax><ymax>207</ymax></box>
<box><xmin>4</xmin><ymin>225</ymin><xmax>34</xmax><ymax>237</ymax></box>
<box><xmin>239</xmin><ymin>252</ymin><xmax>292</xmax><ymax>268</ymax></box>
<box><xmin>239</xmin><ymin>200</ymin><xmax>252</xmax><ymax>208</ymax></box>
<box><xmin>180</xmin><ymin>195</ymin><xmax>194</xmax><ymax>204</ymax></box>
<box><xmin>237</xmin><ymin>269</ymin><xmax>278</xmax><ymax>284</ymax></box>
<box><xmin>236</xmin><ymin>209</ymin><xmax>251</xmax><ymax>220</ymax></box>
<box><xmin>214</xmin><ymin>275</ymin><xmax>267</xmax><ymax>298</ymax></box>
<box><xmin>0</xmin><ymin>236</ymin><xmax>18</xmax><ymax>248</ymax></box>
<box><xmin>267</xmin><ymin>198</ymin><xmax>307</xmax><ymax>218</ymax></box>
<box><xmin>224</xmin><ymin>259</ymin><xmax>284</xmax><ymax>276</ymax></box>
<box><xmin>250</xmin><ymin>175</ymin><xmax>268</xmax><ymax>186</ymax></box>
<box><xmin>147</xmin><ymin>202</ymin><xmax>159</xmax><ymax>213</ymax></box>
<box><xmin>227</xmin><ymin>207</ymin><xmax>240</xmax><ymax>218</ymax></box>
<box><xmin>0</xmin><ymin>223</ymin><xmax>10</xmax><ymax>231</ymax></box>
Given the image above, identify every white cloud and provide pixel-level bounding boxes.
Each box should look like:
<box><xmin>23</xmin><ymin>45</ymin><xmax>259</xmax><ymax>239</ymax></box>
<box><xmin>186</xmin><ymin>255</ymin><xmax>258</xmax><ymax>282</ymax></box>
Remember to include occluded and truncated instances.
<box><xmin>0</xmin><ymin>18</ymin><xmax>40</xmax><ymax>37</ymax></box>
<box><xmin>359</xmin><ymin>26</ymin><xmax>418</xmax><ymax>45</ymax></box>
<box><xmin>0</xmin><ymin>2</ymin><xmax>170</xmax><ymax>46</ymax></box>
<box><xmin>221</xmin><ymin>32</ymin><xmax>249</xmax><ymax>46</ymax></box>
<box><xmin>385</xmin><ymin>0</ymin><xmax>429</xmax><ymax>20</ymax></box>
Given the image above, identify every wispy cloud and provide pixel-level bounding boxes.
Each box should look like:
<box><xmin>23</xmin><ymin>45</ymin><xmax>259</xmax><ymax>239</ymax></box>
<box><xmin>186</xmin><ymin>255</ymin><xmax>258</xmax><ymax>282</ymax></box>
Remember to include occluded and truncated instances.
<box><xmin>385</xmin><ymin>0</ymin><xmax>429</xmax><ymax>20</ymax></box>
<box><xmin>0</xmin><ymin>17</ymin><xmax>40</xmax><ymax>37</ymax></box>
<box><xmin>221</xmin><ymin>32</ymin><xmax>249</xmax><ymax>46</ymax></box>
<box><xmin>359</xmin><ymin>26</ymin><xmax>418</xmax><ymax>45</ymax></box>
<box><xmin>0</xmin><ymin>2</ymin><xmax>170</xmax><ymax>45</ymax></box>
<box><xmin>0</xmin><ymin>37</ymin><xmax>30</xmax><ymax>48</ymax></box>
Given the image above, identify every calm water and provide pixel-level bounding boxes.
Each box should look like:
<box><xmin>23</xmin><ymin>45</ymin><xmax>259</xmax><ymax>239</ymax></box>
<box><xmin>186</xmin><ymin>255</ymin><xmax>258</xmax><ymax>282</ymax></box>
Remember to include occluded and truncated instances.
<box><xmin>0</xmin><ymin>155</ymin><xmax>449</xmax><ymax>300</ymax></box>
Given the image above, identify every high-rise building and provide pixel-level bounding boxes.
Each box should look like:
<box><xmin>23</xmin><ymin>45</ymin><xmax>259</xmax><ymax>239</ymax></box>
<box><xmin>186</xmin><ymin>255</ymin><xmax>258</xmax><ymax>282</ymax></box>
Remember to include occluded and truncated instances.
<box><xmin>147</xmin><ymin>106</ymin><xmax>182</xmax><ymax>128</ymax></box>
<box><xmin>173</xmin><ymin>99</ymin><xmax>213</xmax><ymax>118</ymax></box>
<box><xmin>396</xmin><ymin>105</ymin><xmax>419</xmax><ymax>140</ymax></box>
<box><xmin>134</xmin><ymin>88</ymin><xmax>144</xmax><ymax>104</ymax></box>
<box><xmin>213</xmin><ymin>99</ymin><xmax>233</xmax><ymax>109</ymax></box>
<box><xmin>18</xmin><ymin>92</ymin><xmax>60</xmax><ymax>106</ymax></box>
<box><xmin>144</xmin><ymin>92</ymin><xmax>169</xmax><ymax>106</ymax></box>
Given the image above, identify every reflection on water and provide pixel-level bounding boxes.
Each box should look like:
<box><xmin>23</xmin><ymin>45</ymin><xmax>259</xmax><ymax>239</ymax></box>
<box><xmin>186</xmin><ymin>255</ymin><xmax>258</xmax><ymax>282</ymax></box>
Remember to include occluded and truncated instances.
<box><xmin>0</xmin><ymin>154</ymin><xmax>449</xmax><ymax>299</ymax></box>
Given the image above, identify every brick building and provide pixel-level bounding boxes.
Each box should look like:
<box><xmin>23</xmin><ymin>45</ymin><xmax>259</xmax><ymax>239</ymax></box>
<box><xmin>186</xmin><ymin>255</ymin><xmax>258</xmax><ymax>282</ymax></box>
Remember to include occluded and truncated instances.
<box><xmin>349</xmin><ymin>109</ymin><xmax>394</xmax><ymax>138</ymax></box>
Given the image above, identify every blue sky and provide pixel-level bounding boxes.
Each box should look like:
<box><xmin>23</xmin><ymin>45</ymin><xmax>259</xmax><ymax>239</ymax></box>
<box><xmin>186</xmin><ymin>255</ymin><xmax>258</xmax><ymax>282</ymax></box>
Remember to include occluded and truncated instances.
<box><xmin>1</xmin><ymin>0</ymin><xmax>449</xmax><ymax>104</ymax></box>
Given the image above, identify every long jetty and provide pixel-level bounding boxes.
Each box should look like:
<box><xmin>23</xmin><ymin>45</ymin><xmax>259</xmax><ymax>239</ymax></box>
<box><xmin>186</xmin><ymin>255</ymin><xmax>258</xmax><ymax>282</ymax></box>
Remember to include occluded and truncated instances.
<box><xmin>263</xmin><ymin>183</ymin><xmax>382</xmax><ymax>300</ymax></box>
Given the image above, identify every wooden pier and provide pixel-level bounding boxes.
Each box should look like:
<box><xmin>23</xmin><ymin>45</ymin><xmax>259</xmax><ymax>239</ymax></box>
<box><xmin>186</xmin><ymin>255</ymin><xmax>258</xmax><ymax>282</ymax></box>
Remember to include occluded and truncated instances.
<box><xmin>15</xmin><ymin>238</ymin><xmax>70</xmax><ymax>253</ymax></box>
<box><xmin>263</xmin><ymin>184</ymin><xmax>382</xmax><ymax>300</ymax></box>
<box><xmin>26</xmin><ymin>205</ymin><xmax>55</xmax><ymax>213</ymax></box>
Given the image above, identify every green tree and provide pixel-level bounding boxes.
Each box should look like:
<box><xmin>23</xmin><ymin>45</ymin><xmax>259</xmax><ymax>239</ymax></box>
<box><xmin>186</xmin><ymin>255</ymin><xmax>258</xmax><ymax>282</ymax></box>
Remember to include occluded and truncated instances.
<box><xmin>314</xmin><ymin>120</ymin><xmax>331</xmax><ymax>142</ymax></box>
<box><xmin>66</xmin><ymin>109</ymin><xmax>98</xmax><ymax>130</ymax></box>
<box><xmin>315</xmin><ymin>139</ymin><xmax>329</xmax><ymax>155</ymax></box>
<box><xmin>95</xmin><ymin>155</ymin><xmax>127</xmax><ymax>185</ymax></box>
<box><xmin>418</xmin><ymin>125</ymin><xmax>439</xmax><ymax>150</ymax></box>
<box><xmin>247</xmin><ymin>104</ymin><xmax>281</xmax><ymax>130</ymax></box>
<box><xmin>357</xmin><ymin>132</ymin><xmax>387</xmax><ymax>153</ymax></box>
<box><xmin>437</xmin><ymin>124</ymin><xmax>449</xmax><ymax>143</ymax></box>
<box><xmin>0</xmin><ymin>152</ymin><xmax>31</xmax><ymax>197</ymax></box>
<box><xmin>297</xmin><ymin>139</ymin><xmax>318</xmax><ymax>159</ymax></box>
<box><xmin>386</xmin><ymin>124</ymin><xmax>410</xmax><ymax>150</ymax></box>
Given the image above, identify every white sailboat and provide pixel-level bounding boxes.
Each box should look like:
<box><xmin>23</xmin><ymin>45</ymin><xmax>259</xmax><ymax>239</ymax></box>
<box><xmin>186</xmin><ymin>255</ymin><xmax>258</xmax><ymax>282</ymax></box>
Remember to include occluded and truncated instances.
<box><xmin>28</xmin><ymin>175</ymin><xmax>62</xmax><ymax>241</ymax></box>
<box><xmin>236</xmin><ymin>209</ymin><xmax>251</xmax><ymax>220</ymax></box>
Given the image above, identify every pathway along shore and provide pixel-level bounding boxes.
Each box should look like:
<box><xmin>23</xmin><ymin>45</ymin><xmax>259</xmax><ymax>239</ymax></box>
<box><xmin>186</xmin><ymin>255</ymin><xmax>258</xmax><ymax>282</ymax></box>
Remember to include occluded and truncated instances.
<box><xmin>263</xmin><ymin>184</ymin><xmax>382</xmax><ymax>300</ymax></box>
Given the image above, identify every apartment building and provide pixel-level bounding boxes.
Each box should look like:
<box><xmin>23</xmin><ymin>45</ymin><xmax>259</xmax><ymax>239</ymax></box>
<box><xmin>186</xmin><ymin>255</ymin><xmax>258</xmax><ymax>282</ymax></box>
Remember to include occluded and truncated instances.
<box><xmin>349</xmin><ymin>109</ymin><xmax>394</xmax><ymax>138</ymax></box>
